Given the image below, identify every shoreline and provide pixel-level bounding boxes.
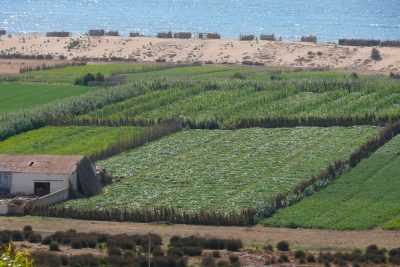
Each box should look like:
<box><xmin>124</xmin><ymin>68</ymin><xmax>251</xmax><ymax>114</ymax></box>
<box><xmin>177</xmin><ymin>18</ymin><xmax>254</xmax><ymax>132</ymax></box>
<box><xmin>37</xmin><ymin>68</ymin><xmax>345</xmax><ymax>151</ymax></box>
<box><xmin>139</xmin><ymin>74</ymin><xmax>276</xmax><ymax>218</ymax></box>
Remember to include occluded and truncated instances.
<box><xmin>0</xmin><ymin>33</ymin><xmax>399</xmax><ymax>75</ymax></box>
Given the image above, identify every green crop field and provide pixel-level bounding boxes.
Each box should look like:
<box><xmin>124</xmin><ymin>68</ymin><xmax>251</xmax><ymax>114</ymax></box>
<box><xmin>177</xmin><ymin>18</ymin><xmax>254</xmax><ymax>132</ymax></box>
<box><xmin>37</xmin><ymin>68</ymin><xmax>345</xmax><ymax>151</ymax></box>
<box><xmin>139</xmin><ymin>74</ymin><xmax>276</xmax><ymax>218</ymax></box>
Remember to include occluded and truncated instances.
<box><xmin>0</xmin><ymin>126</ymin><xmax>144</xmax><ymax>158</ymax></box>
<box><xmin>0</xmin><ymin>82</ymin><xmax>90</xmax><ymax>113</ymax></box>
<box><xmin>123</xmin><ymin>65</ymin><xmax>349</xmax><ymax>82</ymax></box>
<box><xmin>75</xmin><ymin>78</ymin><xmax>400</xmax><ymax>128</ymax></box>
<box><xmin>64</xmin><ymin>127</ymin><xmax>378</xmax><ymax>213</ymax></box>
<box><xmin>263</xmin><ymin>134</ymin><xmax>400</xmax><ymax>230</ymax></box>
<box><xmin>19</xmin><ymin>63</ymin><xmax>166</xmax><ymax>83</ymax></box>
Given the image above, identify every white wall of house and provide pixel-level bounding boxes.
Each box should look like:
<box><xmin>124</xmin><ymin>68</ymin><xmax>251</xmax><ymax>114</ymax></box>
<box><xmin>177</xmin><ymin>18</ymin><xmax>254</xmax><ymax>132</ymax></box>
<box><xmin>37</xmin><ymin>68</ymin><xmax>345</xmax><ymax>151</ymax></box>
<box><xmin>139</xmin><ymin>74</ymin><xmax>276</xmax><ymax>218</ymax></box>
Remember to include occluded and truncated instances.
<box><xmin>10</xmin><ymin>172</ymin><xmax>77</xmax><ymax>195</ymax></box>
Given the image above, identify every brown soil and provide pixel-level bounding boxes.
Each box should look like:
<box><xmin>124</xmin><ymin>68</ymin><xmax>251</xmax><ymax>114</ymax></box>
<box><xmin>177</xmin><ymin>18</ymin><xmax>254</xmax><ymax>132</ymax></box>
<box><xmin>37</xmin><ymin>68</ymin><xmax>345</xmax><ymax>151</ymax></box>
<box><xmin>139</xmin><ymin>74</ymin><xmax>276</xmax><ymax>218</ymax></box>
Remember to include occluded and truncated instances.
<box><xmin>0</xmin><ymin>59</ymin><xmax>71</xmax><ymax>75</ymax></box>
<box><xmin>1</xmin><ymin>216</ymin><xmax>399</xmax><ymax>250</ymax></box>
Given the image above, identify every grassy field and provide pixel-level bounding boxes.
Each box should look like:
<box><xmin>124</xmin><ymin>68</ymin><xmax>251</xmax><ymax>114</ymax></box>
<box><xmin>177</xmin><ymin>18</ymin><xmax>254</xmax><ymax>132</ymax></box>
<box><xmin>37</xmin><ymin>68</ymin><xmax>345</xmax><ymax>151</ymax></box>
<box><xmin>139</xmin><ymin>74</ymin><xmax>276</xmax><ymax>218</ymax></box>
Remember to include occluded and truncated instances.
<box><xmin>63</xmin><ymin>127</ymin><xmax>378</xmax><ymax>213</ymax></box>
<box><xmin>0</xmin><ymin>126</ymin><xmax>144</xmax><ymax>158</ymax></box>
<box><xmin>19</xmin><ymin>63</ymin><xmax>166</xmax><ymax>83</ymax></box>
<box><xmin>0</xmin><ymin>82</ymin><xmax>90</xmax><ymax>113</ymax></box>
<box><xmin>263</xmin><ymin>135</ymin><xmax>400</xmax><ymax>230</ymax></box>
<box><xmin>75</xmin><ymin>78</ymin><xmax>400</xmax><ymax>128</ymax></box>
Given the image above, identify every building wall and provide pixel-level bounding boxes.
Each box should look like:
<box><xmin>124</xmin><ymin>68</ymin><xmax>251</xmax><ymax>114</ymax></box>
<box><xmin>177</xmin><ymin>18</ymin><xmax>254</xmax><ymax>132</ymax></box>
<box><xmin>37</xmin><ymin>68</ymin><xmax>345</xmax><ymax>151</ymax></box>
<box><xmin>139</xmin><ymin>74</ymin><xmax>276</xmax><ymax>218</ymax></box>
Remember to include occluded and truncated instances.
<box><xmin>10</xmin><ymin>172</ymin><xmax>75</xmax><ymax>195</ymax></box>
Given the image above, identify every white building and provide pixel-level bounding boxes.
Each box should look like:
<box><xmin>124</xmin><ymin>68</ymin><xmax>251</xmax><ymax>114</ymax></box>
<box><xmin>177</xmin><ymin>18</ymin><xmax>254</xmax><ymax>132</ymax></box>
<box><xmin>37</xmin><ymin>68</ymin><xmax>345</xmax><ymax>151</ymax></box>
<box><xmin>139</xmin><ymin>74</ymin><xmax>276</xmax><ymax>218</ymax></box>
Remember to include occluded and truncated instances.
<box><xmin>0</xmin><ymin>155</ymin><xmax>83</xmax><ymax>196</ymax></box>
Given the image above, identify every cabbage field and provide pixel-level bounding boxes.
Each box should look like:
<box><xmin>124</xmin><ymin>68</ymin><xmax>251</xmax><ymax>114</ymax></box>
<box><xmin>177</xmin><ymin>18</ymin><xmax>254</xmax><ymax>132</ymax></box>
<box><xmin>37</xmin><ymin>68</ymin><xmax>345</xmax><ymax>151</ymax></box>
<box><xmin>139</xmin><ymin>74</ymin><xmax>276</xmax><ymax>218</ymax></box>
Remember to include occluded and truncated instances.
<box><xmin>64</xmin><ymin>127</ymin><xmax>379</xmax><ymax>212</ymax></box>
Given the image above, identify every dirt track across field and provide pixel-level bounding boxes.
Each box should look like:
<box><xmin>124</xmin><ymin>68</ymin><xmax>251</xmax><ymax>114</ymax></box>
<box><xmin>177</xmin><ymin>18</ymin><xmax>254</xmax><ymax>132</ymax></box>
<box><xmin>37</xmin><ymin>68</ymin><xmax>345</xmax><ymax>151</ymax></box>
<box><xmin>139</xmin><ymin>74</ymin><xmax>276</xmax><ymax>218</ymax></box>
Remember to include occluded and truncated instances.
<box><xmin>1</xmin><ymin>216</ymin><xmax>399</xmax><ymax>250</ymax></box>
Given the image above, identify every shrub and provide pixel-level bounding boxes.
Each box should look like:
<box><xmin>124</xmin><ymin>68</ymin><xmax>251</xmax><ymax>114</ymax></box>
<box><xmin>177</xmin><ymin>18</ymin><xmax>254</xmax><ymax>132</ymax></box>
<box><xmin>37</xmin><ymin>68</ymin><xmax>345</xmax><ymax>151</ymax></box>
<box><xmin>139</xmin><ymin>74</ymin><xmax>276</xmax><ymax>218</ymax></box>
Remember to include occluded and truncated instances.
<box><xmin>263</xmin><ymin>244</ymin><xmax>274</xmax><ymax>252</ymax></box>
<box><xmin>11</xmin><ymin>231</ymin><xmax>24</xmax><ymax>241</ymax></box>
<box><xmin>28</xmin><ymin>233</ymin><xmax>42</xmax><ymax>243</ymax></box>
<box><xmin>23</xmin><ymin>225</ymin><xmax>33</xmax><ymax>234</ymax></box>
<box><xmin>107</xmin><ymin>246</ymin><xmax>122</xmax><ymax>256</ymax></box>
<box><xmin>152</xmin><ymin>246</ymin><xmax>164</xmax><ymax>257</ymax></box>
<box><xmin>41</xmin><ymin>236</ymin><xmax>52</xmax><ymax>245</ymax></box>
<box><xmin>225</xmin><ymin>239</ymin><xmax>242</xmax><ymax>252</ymax></box>
<box><xmin>306</xmin><ymin>254</ymin><xmax>316</xmax><ymax>263</ymax></box>
<box><xmin>168</xmin><ymin>247</ymin><xmax>185</xmax><ymax>257</ymax></box>
<box><xmin>371</xmin><ymin>48</ymin><xmax>382</xmax><ymax>61</ymax></box>
<box><xmin>71</xmin><ymin>240</ymin><xmax>83</xmax><ymax>249</ymax></box>
<box><xmin>294</xmin><ymin>250</ymin><xmax>306</xmax><ymax>260</ymax></box>
<box><xmin>229</xmin><ymin>254</ymin><xmax>239</xmax><ymax>264</ymax></box>
<box><xmin>32</xmin><ymin>251</ymin><xmax>61</xmax><ymax>267</ymax></box>
<box><xmin>182</xmin><ymin>246</ymin><xmax>203</xmax><ymax>256</ymax></box>
<box><xmin>49</xmin><ymin>241</ymin><xmax>60</xmax><ymax>251</ymax></box>
<box><xmin>202</xmin><ymin>255</ymin><xmax>216</xmax><ymax>267</ymax></box>
<box><xmin>389</xmin><ymin>248</ymin><xmax>400</xmax><ymax>265</ymax></box>
<box><xmin>276</xmin><ymin>240</ymin><xmax>290</xmax><ymax>251</ymax></box>
<box><xmin>365</xmin><ymin>244</ymin><xmax>386</xmax><ymax>264</ymax></box>
<box><xmin>278</xmin><ymin>254</ymin><xmax>289</xmax><ymax>263</ymax></box>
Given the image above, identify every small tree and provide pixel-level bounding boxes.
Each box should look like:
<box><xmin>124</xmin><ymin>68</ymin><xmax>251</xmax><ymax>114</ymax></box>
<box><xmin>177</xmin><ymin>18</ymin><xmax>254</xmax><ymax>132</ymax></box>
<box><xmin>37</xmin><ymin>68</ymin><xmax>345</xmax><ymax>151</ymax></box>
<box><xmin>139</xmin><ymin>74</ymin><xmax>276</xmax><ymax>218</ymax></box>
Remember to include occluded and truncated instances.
<box><xmin>371</xmin><ymin>48</ymin><xmax>382</xmax><ymax>61</ymax></box>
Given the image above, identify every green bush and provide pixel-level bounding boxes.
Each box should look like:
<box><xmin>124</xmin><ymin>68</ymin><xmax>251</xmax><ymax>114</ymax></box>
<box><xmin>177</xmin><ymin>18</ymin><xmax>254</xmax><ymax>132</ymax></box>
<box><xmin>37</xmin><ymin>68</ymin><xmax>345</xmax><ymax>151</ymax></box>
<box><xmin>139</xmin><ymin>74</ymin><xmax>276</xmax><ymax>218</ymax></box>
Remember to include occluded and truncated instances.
<box><xmin>276</xmin><ymin>240</ymin><xmax>290</xmax><ymax>251</ymax></box>
<box><xmin>49</xmin><ymin>241</ymin><xmax>60</xmax><ymax>251</ymax></box>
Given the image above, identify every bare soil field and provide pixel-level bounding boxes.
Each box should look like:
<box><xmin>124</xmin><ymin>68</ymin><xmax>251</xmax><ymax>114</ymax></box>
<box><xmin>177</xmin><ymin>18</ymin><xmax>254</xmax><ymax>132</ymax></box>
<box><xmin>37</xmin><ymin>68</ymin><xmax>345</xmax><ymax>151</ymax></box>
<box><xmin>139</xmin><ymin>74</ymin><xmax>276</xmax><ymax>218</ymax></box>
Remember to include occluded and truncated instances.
<box><xmin>1</xmin><ymin>34</ymin><xmax>399</xmax><ymax>74</ymax></box>
<box><xmin>1</xmin><ymin>216</ymin><xmax>399</xmax><ymax>250</ymax></box>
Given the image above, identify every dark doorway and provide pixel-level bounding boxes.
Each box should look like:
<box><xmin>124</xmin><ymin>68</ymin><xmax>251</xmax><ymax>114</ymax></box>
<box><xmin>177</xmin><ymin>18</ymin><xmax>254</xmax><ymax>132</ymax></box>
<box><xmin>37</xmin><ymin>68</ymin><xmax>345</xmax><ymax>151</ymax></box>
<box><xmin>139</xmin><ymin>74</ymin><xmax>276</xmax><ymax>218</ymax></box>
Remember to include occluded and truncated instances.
<box><xmin>34</xmin><ymin>182</ymin><xmax>50</xmax><ymax>196</ymax></box>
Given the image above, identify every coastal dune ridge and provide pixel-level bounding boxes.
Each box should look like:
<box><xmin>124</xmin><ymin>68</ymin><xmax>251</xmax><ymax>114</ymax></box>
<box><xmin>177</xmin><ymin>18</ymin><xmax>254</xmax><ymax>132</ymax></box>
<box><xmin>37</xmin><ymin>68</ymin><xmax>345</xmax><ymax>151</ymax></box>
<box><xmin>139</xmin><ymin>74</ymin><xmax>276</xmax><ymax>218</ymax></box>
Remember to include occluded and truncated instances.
<box><xmin>1</xmin><ymin>33</ymin><xmax>399</xmax><ymax>74</ymax></box>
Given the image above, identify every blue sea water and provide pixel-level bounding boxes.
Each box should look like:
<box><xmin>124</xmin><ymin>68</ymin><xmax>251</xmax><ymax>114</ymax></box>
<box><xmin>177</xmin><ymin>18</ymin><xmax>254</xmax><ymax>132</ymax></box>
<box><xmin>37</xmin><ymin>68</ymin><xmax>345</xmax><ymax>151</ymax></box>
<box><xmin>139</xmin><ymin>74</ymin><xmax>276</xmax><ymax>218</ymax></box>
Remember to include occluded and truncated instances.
<box><xmin>0</xmin><ymin>0</ymin><xmax>399</xmax><ymax>41</ymax></box>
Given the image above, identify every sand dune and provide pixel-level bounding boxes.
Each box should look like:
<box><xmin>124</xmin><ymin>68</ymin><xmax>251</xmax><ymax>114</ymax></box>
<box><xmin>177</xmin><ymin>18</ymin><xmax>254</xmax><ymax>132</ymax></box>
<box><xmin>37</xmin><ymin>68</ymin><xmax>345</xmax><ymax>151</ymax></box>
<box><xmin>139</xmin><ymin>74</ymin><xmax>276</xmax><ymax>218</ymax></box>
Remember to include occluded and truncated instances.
<box><xmin>1</xmin><ymin>34</ymin><xmax>399</xmax><ymax>74</ymax></box>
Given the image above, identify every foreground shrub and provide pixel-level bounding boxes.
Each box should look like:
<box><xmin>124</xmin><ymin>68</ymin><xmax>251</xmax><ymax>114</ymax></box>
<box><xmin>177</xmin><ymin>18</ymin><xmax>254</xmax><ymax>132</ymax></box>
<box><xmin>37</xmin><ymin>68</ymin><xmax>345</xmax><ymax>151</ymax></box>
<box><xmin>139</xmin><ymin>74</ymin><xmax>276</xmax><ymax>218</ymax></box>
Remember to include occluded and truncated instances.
<box><xmin>276</xmin><ymin>240</ymin><xmax>290</xmax><ymax>251</ymax></box>
<box><xmin>389</xmin><ymin>248</ymin><xmax>400</xmax><ymax>265</ymax></box>
<box><xmin>1</xmin><ymin>244</ymin><xmax>34</xmax><ymax>267</ymax></box>
<box><xmin>49</xmin><ymin>241</ymin><xmax>60</xmax><ymax>251</ymax></box>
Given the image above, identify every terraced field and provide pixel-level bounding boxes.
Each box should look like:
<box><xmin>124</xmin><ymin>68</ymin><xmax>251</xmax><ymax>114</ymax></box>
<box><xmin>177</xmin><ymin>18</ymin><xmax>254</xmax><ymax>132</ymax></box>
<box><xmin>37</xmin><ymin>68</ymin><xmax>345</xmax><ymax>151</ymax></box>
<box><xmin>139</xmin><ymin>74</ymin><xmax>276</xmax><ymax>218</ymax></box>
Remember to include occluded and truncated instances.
<box><xmin>264</xmin><ymin>134</ymin><xmax>400</xmax><ymax>230</ymax></box>
<box><xmin>64</xmin><ymin>127</ymin><xmax>379</xmax><ymax>213</ymax></box>
<box><xmin>0</xmin><ymin>82</ymin><xmax>90</xmax><ymax>113</ymax></box>
<box><xmin>0</xmin><ymin>126</ymin><xmax>144</xmax><ymax>158</ymax></box>
<box><xmin>73</xmin><ymin>78</ymin><xmax>400</xmax><ymax>128</ymax></box>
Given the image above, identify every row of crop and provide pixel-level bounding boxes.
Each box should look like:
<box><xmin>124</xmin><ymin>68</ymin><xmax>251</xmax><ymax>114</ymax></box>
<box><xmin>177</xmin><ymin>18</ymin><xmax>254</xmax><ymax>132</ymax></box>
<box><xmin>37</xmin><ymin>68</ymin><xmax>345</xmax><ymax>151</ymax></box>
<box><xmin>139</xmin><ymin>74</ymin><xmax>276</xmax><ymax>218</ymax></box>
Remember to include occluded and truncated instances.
<box><xmin>254</xmin><ymin>121</ymin><xmax>400</xmax><ymax>220</ymax></box>
<box><xmin>89</xmin><ymin>120</ymin><xmax>182</xmax><ymax>161</ymax></box>
<box><xmin>54</xmin><ymin>78</ymin><xmax>400</xmax><ymax>129</ymax></box>
<box><xmin>0</xmin><ymin>80</ymin><xmax>186</xmax><ymax>141</ymax></box>
<box><xmin>29</xmin><ymin>206</ymin><xmax>256</xmax><ymax>226</ymax></box>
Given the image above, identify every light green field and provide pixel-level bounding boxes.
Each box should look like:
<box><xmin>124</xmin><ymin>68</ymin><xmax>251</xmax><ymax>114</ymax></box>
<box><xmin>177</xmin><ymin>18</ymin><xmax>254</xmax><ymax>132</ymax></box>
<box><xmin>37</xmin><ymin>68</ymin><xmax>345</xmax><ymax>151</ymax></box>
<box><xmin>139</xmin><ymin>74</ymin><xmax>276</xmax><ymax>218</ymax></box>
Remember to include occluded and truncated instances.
<box><xmin>64</xmin><ymin>127</ymin><xmax>378</xmax><ymax>212</ymax></box>
<box><xmin>0</xmin><ymin>82</ymin><xmax>90</xmax><ymax>113</ymax></box>
<box><xmin>0</xmin><ymin>126</ymin><xmax>144</xmax><ymax>158</ymax></box>
<box><xmin>19</xmin><ymin>63</ymin><xmax>166</xmax><ymax>83</ymax></box>
<box><xmin>264</xmin><ymin>134</ymin><xmax>400</xmax><ymax>230</ymax></box>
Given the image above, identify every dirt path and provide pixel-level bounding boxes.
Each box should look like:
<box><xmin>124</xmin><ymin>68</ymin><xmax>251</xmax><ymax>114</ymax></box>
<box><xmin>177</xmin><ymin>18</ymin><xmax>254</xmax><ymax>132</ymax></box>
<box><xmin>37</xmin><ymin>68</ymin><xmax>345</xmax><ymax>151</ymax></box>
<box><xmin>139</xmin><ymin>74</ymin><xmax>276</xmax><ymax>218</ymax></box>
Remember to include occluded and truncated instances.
<box><xmin>1</xmin><ymin>216</ymin><xmax>399</xmax><ymax>250</ymax></box>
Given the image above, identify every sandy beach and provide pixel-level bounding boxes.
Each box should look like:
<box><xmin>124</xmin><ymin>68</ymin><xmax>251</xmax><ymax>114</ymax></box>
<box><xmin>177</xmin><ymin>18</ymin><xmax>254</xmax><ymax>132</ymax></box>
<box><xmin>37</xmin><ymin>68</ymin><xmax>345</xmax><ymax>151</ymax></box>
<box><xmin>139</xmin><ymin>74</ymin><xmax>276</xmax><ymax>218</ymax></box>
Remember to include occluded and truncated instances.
<box><xmin>0</xmin><ymin>34</ymin><xmax>400</xmax><ymax>74</ymax></box>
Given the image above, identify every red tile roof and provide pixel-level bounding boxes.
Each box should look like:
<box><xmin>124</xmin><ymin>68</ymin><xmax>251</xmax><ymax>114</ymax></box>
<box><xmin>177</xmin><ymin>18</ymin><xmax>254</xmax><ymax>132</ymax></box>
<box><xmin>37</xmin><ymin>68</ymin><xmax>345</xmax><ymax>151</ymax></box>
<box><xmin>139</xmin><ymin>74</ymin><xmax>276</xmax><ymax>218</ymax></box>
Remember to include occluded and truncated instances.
<box><xmin>0</xmin><ymin>155</ymin><xmax>84</xmax><ymax>175</ymax></box>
